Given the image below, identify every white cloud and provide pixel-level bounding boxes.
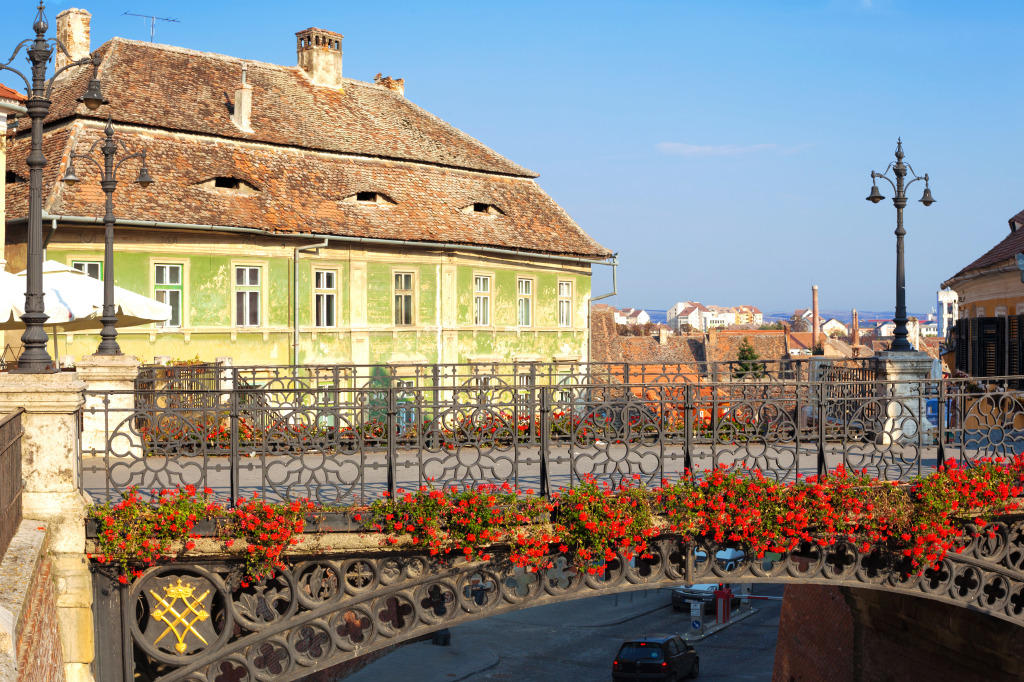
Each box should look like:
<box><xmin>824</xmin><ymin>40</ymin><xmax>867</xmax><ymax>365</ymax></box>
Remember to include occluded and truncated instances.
<box><xmin>656</xmin><ymin>142</ymin><xmax>810</xmax><ymax>157</ymax></box>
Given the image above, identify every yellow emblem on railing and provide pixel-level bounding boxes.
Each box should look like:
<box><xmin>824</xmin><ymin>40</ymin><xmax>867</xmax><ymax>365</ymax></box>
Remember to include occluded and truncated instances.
<box><xmin>149</xmin><ymin>578</ymin><xmax>211</xmax><ymax>653</ymax></box>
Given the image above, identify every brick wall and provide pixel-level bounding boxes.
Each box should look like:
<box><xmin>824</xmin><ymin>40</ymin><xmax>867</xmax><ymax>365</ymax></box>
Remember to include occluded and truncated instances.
<box><xmin>772</xmin><ymin>584</ymin><xmax>855</xmax><ymax>682</ymax></box>
<box><xmin>15</xmin><ymin>552</ymin><xmax>64</xmax><ymax>681</ymax></box>
<box><xmin>774</xmin><ymin>584</ymin><xmax>1024</xmax><ymax>682</ymax></box>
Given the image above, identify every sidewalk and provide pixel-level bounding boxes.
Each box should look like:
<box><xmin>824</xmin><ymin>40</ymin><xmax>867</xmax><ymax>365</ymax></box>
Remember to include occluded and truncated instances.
<box><xmin>341</xmin><ymin>588</ymin><xmax>754</xmax><ymax>681</ymax></box>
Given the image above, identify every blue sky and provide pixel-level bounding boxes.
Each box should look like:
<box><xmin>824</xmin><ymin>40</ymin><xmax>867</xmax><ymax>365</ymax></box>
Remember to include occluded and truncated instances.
<box><xmin>3</xmin><ymin>0</ymin><xmax>1022</xmax><ymax>316</ymax></box>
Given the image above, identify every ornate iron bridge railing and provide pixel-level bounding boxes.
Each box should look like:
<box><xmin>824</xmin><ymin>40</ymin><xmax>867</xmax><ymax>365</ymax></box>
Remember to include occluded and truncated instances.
<box><xmin>90</xmin><ymin>519</ymin><xmax>1024</xmax><ymax>682</ymax></box>
<box><xmin>81</xmin><ymin>362</ymin><xmax>1024</xmax><ymax>506</ymax></box>
<box><xmin>0</xmin><ymin>408</ymin><xmax>23</xmax><ymax>559</ymax></box>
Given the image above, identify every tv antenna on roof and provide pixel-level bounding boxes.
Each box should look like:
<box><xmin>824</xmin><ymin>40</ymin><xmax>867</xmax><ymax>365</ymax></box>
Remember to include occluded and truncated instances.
<box><xmin>123</xmin><ymin>11</ymin><xmax>180</xmax><ymax>43</ymax></box>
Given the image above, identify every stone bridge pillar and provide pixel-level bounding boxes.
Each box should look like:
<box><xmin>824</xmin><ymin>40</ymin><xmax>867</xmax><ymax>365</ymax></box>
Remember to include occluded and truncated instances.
<box><xmin>0</xmin><ymin>372</ymin><xmax>93</xmax><ymax>682</ymax></box>
<box><xmin>874</xmin><ymin>350</ymin><xmax>936</xmax><ymax>443</ymax></box>
<box><xmin>77</xmin><ymin>354</ymin><xmax>140</xmax><ymax>457</ymax></box>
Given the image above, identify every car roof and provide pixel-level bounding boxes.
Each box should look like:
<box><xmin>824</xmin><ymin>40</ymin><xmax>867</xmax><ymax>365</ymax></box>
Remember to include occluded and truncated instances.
<box><xmin>624</xmin><ymin>635</ymin><xmax>675</xmax><ymax>644</ymax></box>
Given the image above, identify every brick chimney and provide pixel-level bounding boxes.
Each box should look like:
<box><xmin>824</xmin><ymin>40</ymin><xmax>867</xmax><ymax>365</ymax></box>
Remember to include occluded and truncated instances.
<box><xmin>232</xmin><ymin>63</ymin><xmax>253</xmax><ymax>132</ymax></box>
<box><xmin>55</xmin><ymin>9</ymin><xmax>91</xmax><ymax>72</ymax></box>
<box><xmin>852</xmin><ymin>308</ymin><xmax>860</xmax><ymax>346</ymax></box>
<box><xmin>374</xmin><ymin>73</ymin><xmax>405</xmax><ymax>96</ymax></box>
<box><xmin>296</xmin><ymin>28</ymin><xmax>344</xmax><ymax>88</ymax></box>
<box><xmin>811</xmin><ymin>285</ymin><xmax>819</xmax><ymax>349</ymax></box>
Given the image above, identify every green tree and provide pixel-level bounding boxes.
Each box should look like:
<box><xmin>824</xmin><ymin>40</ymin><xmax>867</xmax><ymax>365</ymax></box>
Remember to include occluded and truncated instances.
<box><xmin>734</xmin><ymin>337</ymin><xmax>765</xmax><ymax>379</ymax></box>
<box><xmin>789</xmin><ymin>314</ymin><xmax>810</xmax><ymax>332</ymax></box>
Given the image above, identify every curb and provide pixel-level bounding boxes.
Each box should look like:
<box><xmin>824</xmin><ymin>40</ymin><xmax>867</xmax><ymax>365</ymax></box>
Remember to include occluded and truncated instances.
<box><xmin>681</xmin><ymin>606</ymin><xmax>760</xmax><ymax>642</ymax></box>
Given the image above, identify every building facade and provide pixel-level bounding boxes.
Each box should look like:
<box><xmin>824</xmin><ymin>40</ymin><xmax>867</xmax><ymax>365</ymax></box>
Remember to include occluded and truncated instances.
<box><xmin>4</xmin><ymin>15</ymin><xmax>611</xmax><ymax>367</ymax></box>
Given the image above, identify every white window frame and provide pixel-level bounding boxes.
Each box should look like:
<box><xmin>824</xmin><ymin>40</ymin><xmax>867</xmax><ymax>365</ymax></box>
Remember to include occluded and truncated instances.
<box><xmin>394</xmin><ymin>271</ymin><xmax>415</xmax><ymax>326</ymax></box>
<box><xmin>72</xmin><ymin>260</ymin><xmax>102</xmax><ymax>280</ymax></box>
<box><xmin>517</xmin><ymin>277</ymin><xmax>533</xmax><ymax>327</ymax></box>
<box><xmin>314</xmin><ymin>269</ymin><xmax>337</xmax><ymax>328</ymax></box>
<box><xmin>558</xmin><ymin>280</ymin><xmax>573</xmax><ymax>327</ymax></box>
<box><xmin>474</xmin><ymin>275</ymin><xmax>491</xmax><ymax>326</ymax></box>
<box><xmin>234</xmin><ymin>265</ymin><xmax>262</xmax><ymax>327</ymax></box>
<box><xmin>154</xmin><ymin>263</ymin><xmax>183</xmax><ymax>328</ymax></box>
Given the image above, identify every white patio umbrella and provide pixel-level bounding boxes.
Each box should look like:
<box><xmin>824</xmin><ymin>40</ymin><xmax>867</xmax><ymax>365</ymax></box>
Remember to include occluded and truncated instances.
<box><xmin>0</xmin><ymin>268</ymin><xmax>96</xmax><ymax>330</ymax></box>
<box><xmin>9</xmin><ymin>260</ymin><xmax>172</xmax><ymax>331</ymax></box>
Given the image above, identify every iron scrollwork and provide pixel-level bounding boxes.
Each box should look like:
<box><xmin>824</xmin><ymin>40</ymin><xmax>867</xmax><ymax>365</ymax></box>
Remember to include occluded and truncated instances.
<box><xmin>109</xmin><ymin>518</ymin><xmax>1024</xmax><ymax>681</ymax></box>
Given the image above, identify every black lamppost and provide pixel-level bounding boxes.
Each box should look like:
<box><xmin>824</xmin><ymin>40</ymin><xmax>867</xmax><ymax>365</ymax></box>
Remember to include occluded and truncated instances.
<box><xmin>2</xmin><ymin>2</ymin><xmax>105</xmax><ymax>372</ymax></box>
<box><xmin>60</xmin><ymin>118</ymin><xmax>153</xmax><ymax>355</ymax></box>
<box><xmin>866</xmin><ymin>138</ymin><xmax>936</xmax><ymax>353</ymax></box>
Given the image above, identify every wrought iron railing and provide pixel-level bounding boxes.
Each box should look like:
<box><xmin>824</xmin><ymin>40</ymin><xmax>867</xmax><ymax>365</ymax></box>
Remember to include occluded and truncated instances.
<box><xmin>136</xmin><ymin>358</ymin><xmax>878</xmax><ymax>390</ymax></box>
<box><xmin>80</xmin><ymin>363</ymin><xmax>1024</xmax><ymax>507</ymax></box>
<box><xmin>0</xmin><ymin>409</ymin><xmax>24</xmax><ymax>558</ymax></box>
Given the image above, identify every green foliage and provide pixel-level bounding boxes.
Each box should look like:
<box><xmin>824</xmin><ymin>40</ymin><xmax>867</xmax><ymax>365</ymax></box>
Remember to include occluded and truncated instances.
<box><xmin>734</xmin><ymin>337</ymin><xmax>765</xmax><ymax>379</ymax></box>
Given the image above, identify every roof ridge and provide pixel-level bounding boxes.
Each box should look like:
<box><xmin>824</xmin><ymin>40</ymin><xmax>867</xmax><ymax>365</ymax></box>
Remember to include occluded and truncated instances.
<box><xmin>88</xmin><ymin>37</ymin><xmax>537</xmax><ymax>179</ymax></box>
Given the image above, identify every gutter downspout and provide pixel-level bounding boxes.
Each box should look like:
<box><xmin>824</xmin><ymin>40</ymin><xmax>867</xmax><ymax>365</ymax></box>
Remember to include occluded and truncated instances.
<box><xmin>31</xmin><ymin>213</ymin><xmax>615</xmax><ymax>266</ymax></box>
<box><xmin>587</xmin><ymin>253</ymin><xmax>618</xmax><ymax>364</ymax></box>
<box><xmin>293</xmin><ymin>239</ymin><xmax>328</xmax><ymax>366</ymax></box>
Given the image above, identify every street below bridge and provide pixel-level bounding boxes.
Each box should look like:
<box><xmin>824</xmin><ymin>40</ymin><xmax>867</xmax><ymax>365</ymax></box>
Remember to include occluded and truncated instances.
<box><xmin>341</xmin><ymin>584</ymin><xmax>785</xmax><ymax>681</ymax></box>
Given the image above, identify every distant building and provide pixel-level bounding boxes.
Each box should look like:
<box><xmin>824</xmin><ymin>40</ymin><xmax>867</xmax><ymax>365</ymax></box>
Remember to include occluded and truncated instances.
<box><xmin>700</xmin><ymin>305</ymin><xmax>735</xmax><ymax>331</ymax></box>
<box><xmin>614</xmin><ymin>307</ymin><xmax>650</xmax><ymax>326</ymax></box>
<box><xmin>936</xmin><ymin>289</ymin><xmax>959</xmax><ymax>337</ymax></box>
<box><xmin>667</xmin><ymin>301</ymin><xmax>707</xmax><ymax>331</ymax></box>
<box><xmin>734</xmin><ymin>305</ymin><xmax>763</xmax><ymax>326</ymax></box>
<box><xmin>819</xmin><ymin>318</ymin><xmax>848</xmax><ymax>337</ymax></box>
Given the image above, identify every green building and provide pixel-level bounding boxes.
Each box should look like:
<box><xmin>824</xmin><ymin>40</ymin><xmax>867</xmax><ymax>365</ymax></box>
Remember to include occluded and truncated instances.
<box><xmin>4</xmin><ymin>19</ymin><xmax>612</xmax><ymax>368</ymax></box>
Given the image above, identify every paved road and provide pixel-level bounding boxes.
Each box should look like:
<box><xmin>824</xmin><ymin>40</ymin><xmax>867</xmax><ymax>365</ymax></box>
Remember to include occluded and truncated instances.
<box><xmin>341</xmin><ymin>583</ymin><xmax>785</xmax><ymax>681</ymax></box>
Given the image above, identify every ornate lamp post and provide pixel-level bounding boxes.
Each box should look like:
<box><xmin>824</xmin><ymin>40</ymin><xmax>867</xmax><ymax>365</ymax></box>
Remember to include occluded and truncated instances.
<box><xmin>60</xmin><ymin>118</ymin><xmax>153</xmax><ymax>355</ymax></box>
<box><xmin>866</xmin><ymin>138</ymin><xmax>936</xmax><ymax>352</ymax></box>
<box><xmin>2</xmin><ymin>2</ymin><xmax>105</xmax><ymax>372</ymax></box>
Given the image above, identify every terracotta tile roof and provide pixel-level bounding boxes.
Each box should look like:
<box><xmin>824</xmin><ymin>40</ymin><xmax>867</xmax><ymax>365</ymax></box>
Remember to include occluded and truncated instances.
<box><xmin>706</xmin><ymin>330</ymin><xmax>788</xmax><ymax>363</ymax></box>
<box><xmin>43</xmin><ymin>38</ymin><xmax>535</xmax><ymax>178</ymax></box>
<box><xmin>945</xmin><ymin>214</ymin><xmax>1024</xmax><ymax>284</ymax></box>
<box><xmin>6</xmin><ymin>121</ymin><xmax>611</xmax><ymax>257</ymax></box>
<box><xmin>0</xmin><ymin>85</ymin><xmax>25</xmax><ymax>103</ymax></box>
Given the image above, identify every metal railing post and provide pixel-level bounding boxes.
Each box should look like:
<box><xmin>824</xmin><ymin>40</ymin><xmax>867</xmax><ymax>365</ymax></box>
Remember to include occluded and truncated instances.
<box><xmin>432</xmin><ymin>364</ymin><xmax>441</xmax><ymax>425</ymax></box>
<box><xmin>684</xmin><ymin>383</ymin><xmax>693</xmax><ymax>472</ymax></box>
<box><xmin>937</xmin><ymin>377</ymin><xmax>946</xmax><ymax>466</ymax></box>
<box><xmin>229</xmin><ymin>377</ymin><xmax>240</xmax><ymax>506</ymax></box>
<box><xmin>539</xmin><ymin>388</ymin><xmax>551</xmax><ymax>498</ymax></box>
<box><xmin>817</xmin><ymin>382</ymin><xmax>826</xmax><ymax>478</ymax></box>
<box><xmin>387</xmin><ymin>386</ymin><xmax>398</xmax><ymax>496</ymax></box>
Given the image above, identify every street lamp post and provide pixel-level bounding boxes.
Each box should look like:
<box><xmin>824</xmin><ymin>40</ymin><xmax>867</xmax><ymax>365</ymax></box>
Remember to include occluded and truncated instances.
<box><xmin>60</xmin><ymin>118</ymin><xmax>153</xmax><ymax>355</ymax></box>
<box><xmin>1</xmin><ymin>2</ymin><xmax>105</xmax><ymax>372</ymax></box>
<box><xmin>866</xmin><ymin>138</ymin><xmax>936</xmax><ymax>353</ymax></box>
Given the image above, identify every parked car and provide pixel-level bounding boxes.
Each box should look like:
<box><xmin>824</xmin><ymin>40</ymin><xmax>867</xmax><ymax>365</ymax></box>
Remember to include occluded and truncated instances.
<box><xmin>612</xmin><ymin>635</ymin><xmax>699</xmax><ymax>681</ymax></box>
<box><xmin>692</xmin><ymin>547</ymin><xmax>745</xmax><ymax>572</ymax></box>
<box><xmin>671</xmin><ymin>583</ymin><xmax>741</xmax><ymax>614</ymax></box>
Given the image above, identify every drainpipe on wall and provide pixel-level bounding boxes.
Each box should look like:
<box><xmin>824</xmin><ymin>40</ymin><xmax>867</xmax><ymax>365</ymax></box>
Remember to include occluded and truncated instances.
<box><xmin>293</xmin><ymin>239</ymin><xmax>328</xmax><ymax>366</ymax></box>
<box><xmin>588</xmin><ymin>253</ymin><xmax>618</xmax><ymax>364</ymax></box>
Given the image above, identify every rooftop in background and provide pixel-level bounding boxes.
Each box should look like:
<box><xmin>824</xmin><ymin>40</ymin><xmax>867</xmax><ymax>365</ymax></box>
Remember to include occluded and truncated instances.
<box><xmin>0</xmin><ymin>85</ymin><xmax>25</xmax><ymax>103</ymax></box>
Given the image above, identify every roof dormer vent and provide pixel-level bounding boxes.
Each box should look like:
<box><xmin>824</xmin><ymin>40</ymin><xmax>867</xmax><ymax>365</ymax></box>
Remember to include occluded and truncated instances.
<box><xmin>342</xmin><ymin>191</ymin><xmax>396</xmax><ymax>206</ymax></box>
<box><xmin>232</xmin><ymin>63</ymin><xmax>253</xmax><ymax>132</ymax></box>
<box><xmin>196</xmin><ymin>176</ymin><xmax>259</xmax><ymax>194</ymax></box>
<box><xmin>462</xmin><ymin>202</ymin><xmax>504</xmax><ymax>216</ymax></box>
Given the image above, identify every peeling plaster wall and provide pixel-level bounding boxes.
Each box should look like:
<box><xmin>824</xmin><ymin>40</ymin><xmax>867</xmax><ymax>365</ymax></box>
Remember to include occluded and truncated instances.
<box><xmin>46</xmin><ymin>227</ymin><xmax>592</xmax><ymax>365</ymax></box>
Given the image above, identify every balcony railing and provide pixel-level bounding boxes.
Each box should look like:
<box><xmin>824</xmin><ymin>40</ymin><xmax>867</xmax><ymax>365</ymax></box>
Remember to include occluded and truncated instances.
<box><xmin>80</xmin><ymin>362</ymin><xmax>1024</xmax><ymax>507</ymax></box>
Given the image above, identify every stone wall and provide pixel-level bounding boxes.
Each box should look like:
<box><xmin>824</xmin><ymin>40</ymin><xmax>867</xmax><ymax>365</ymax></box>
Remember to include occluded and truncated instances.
<box><xmin>773</xmin><ymin>584</ymin><xmax>1024</xmax><ymax>682</ymax></box>
<box><xmin>0</xmin><ymin>522</ymin><xmax>65</xmax><ymax>682</ymax></box>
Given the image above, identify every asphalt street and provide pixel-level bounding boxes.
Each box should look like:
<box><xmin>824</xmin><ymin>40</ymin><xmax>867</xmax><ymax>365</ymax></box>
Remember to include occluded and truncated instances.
<box><xmin>341</xmin><ymin>583</ymin><xmax>785</xmax><ymax>681</ymax></box>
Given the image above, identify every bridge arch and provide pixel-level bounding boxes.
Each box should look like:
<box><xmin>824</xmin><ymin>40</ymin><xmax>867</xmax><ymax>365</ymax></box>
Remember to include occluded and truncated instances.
<box><xmin>93</xmin><ymin>520</ymin><xmax>1024</xmax><ymax>681</ymax></box>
